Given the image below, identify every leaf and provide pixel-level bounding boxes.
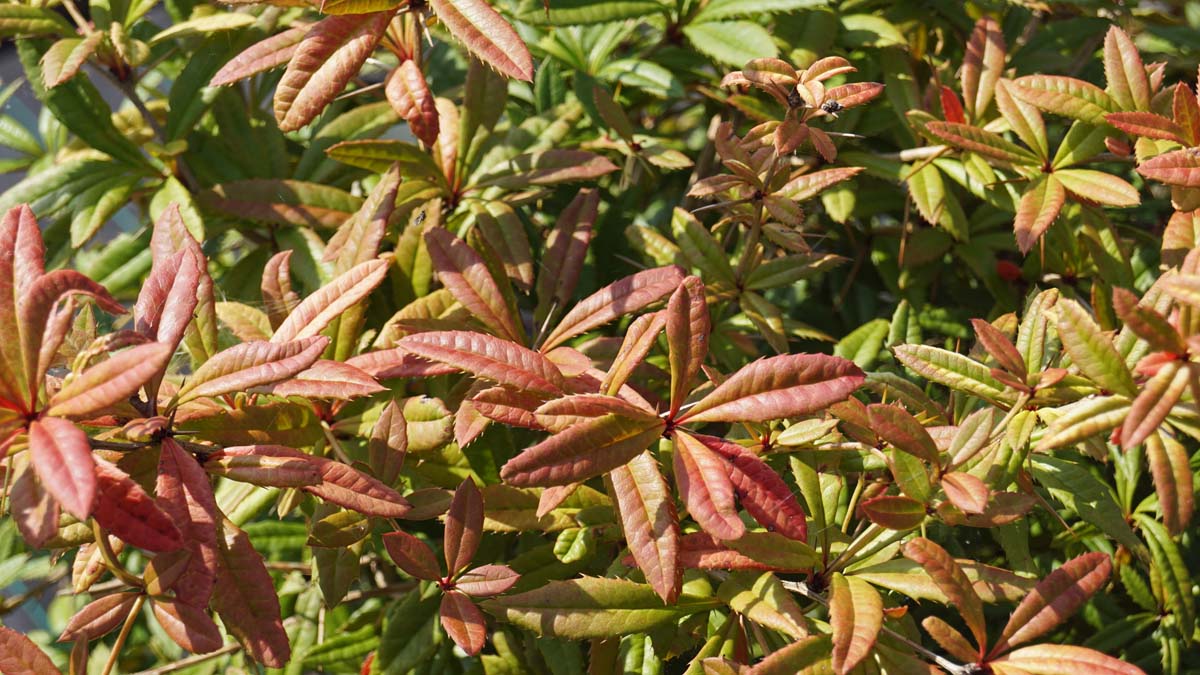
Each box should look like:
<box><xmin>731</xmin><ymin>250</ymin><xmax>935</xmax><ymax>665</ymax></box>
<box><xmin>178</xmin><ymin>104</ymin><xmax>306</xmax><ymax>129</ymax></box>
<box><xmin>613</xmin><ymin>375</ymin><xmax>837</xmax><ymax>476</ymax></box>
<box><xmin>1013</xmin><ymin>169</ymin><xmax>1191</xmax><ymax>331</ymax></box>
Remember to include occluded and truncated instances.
<box><xmin>542</xmin><ymin>266</ymin><xmax>685</xmax><ymax>352</ymax></box>
<box><xmin>683</xmin><ymin>21</ymin><xmax>778</xmax><ymax>67</ymax></box>
<box><xmin>962</xmin><ymin>17</ymin><xmax>1005</xmax><ymax>119</ymax></box>
<box><xmin>156</xmin><ymin>438</ymin><xmax>220</xmax><ymax>608</ymax></box>
<box><xmin>152</xmin><ymin>597</ymin><xmax>224</xmax><ymax>654</ymax></box>
<box><xmin>718</xmin><ymin>571</ymin><xmax>809</xmax><ymax>639</ymax></box>
<box><xmin>678</xmin><ymin>353</ymin><xmax>864</xmax><ymax>424</ymax></box>
<box><xmin>992</xmin><ymin>644</ymin><xmax>1146</xmax><ymax>675</ymax></box>
<box><xmin>274</xmin><ymin>13</ymin><xmax>391</xmax><ymax>131</ymax></box>
<box><xmin>866</xmin><ymin>404</ymin><xmax>940</xmax><ymax>464</ymax></box>
<box><xmin>701</xmin><ymin>435</ymin><xmax>809</xmax><ymax>542</ymax></box>
<box><xmin>482</xmin><ymin>577</ymin><xmax>695</xmax><ymax>639</ymax></box>
<box><xmin>321</xmin><ymin>0</ymin><xmax>404</xmax><ymax>13</ymax></box>
<box><xmin>1145</xmin><ymin>431</ymin><xmax>1194</xmax><ymax>535</ymax></box>
<box><xmin>940</xmin><ymin>472</ymin><xmax>989</xmax><ymax>515</ymax></box>
<box><xmin>429</xmin><ymin>0</ymin><xmax>532</xmax><ymax>81</ymax></box>
<box><xmin>893</xmin><ymin>344</ymin><xmax>1011</xmax><ymax>404</ymax></box>
<box><xmin>255</xmin><ymin>360</ymin><xmax>384</xmax><ymax>400</ymax></box>
<box><xmin>1135</xmin><ymin>148</ymin><xmax>1200</xmax><ymax>188</ymax></box>
<box><xmin>219</xmin><ymin>445</ymin><xmax>410</xmax><ymax>517</ymax></box>
<box><xmin>1103</xmin><ymin>26</ymin><xmax>1150</xmax><ymax>112</ymax></box>
<box><xmin>1112</xmin><ymin>287</ymin><xmax>1184</xmax><ymax>354</ymax></box>
<box><xmin>535</xmin><ymin>189</ymin><xmax>598</xmax><ymax>328</ymax></box>
<box><xmin>1012</xmin><ymin>75</ymin><xmax>1115</xmax><ymax>125</ymax></box>
<box><xmin>1056</xmin><ymin>299</ymin><xmax>1136</xmax><ymax>396</ymax></box>
<box><xmin>210</xmin><ymin>25</ymin><xmax>307</xmax><ymax>87</ymax></box>
<box><xmin>399</xmin><ymin>331</ymin><xmax>564</xmax><ymax>396</ymax></box>
<box><xmin>1054</xmin><ymin>169</ymin><xmax>1140</xmax><ymax>206</ymax></box>
<box><xmin>1036</xmin><ymin>396</ymin><xmax>1129</xmax><ymax>451</ymax></box>
<box><xmin>92</xmin><ymin>459</ymin><xmax>182</xmax><ymax>552</ymax></box>
<box><xmin>673</xmin><ymin>431</ymin><xmax>743</xmax><ymax>541</ymax></box>
<box><xmin>272</xmin><ymin>259</ymin><xmax>389</xmax><ymax>342</ymax></box>
<box><xmin>989</xmin><ymin>552</ymin><xmax>1111</xmax><ymax>657</ymax></box>
<box><xmin>59</xmin><ymin>591</ymin><xmax>140</xmax><ymax>642</ymax></box>
<box><xmin>925</xmin><ymin>122</ymin><xmax>1039</xmax><ymax>165</ymax></box>
<box><xmin>746</xmin><ymin>635</ymin><xmax>832</xmax><ymax>675</ymax></box>
<box><xmin>176</xmin><ymin>337</ymin><xmax>328</xmax><ymax>404</ymax></box>
<box><xmin>610</xmin><ymin>451</ymin><xmax>680</xmax><ymax>603</ymax></box>
<box><xmin>456</xmin><ymin>564</ymin><xmax>520</xmax><ymax>597</ymax></box>
<box><xmin>383</xmin><ymin>530</ymin><xmax>442</xmax><ymax>580</ymax></box>
<box><xmin>474</xmin><ymin>149</ymin><xmax>619</xmax><ymax>188</ymax></box>
<box><xmin>211</xmin><ymin>519</ymin><xmax>290</xmax><ymax>667</ymax></box>
<box><xmin>859</xmin><ymin>495</ymin><xmax>926</xmax><ymax>530</ymax></box>
<box><xmin>0</xmin><ymin>625</ymin><xmax>60</xmax><ymax>674</ymax></box>
<box><xmin>149</xmin><ymin>13</ymin><xmax>256</xmax><ymax>44</ymax></box>
<box><xmin>387</xmin><ymin>59</ymin><xmax>439</xmax><ymax>147</ymax></box>
<box><xmin>666</xmin><ymin>276</ymin><xmax>709</xmax><ymax>416</ymax></box>
<box><xmin>501</xmin><ymin>413</ymin><xmax>665</xmax><ymax>487</ymax></box>
<box><xmin>41</xmin><ymin>33</ymin><xmax>104</xmax><ymax>88</ymax></box>
<box><xmin>1029</xmin><ymin>455</ymin><xmax>1142</xmax><ymax>554</ymax></box>
<box><xmin>46</xmin><ymin>342</ymin><xmax>172</xmax><ymax>418</ymax></box>
<box><xmin>20</xmin><ymin>269</ymin><xmax>125</xmax><ymax>392</ymax></box>
<box><xmin>440</xmin><ymin>591</ymin><xmax>487</xmax><ymax>655</ymax></box>
<box><xmin>29</xmin><ymin>417</ymin><xmax>94</xmax><ymax>520</ymax></box>
<box><xmin>0</xmin><ymin>5</ymin><xmax>73</xmax><ymax>37</ymax></box>
<box><xmin>1136</xmin><ymin>514</ymin><xmax>1195</xmax><ymax>639</ymax></box>
<box><xmin>203</xmin><ymin>451</ymin><xmax>322</xmax><ymax>488</ymax></box>
<box><xmin>902</xmin><ymin>538</ymin><xmax>986</xmax><ymax>651</ymax></box>
<box><xmin>830</xmin><ymin>573</ymin><xmax>883</xmax><ymax>675</ymax></box>
<box><xmin>1175</xmin><ymin>82</ymin><xmax>1200</xmax><ymax>146</ymax></box>
<box><xmin>602</xmin><ymin>311</ymin><xmax>667</xmax><ymax>396</ymax></box>
<box><xmin>445</xmin><ymin>478</ymin><xmax>484</xmax><ymax>576</ymax></box>
<box><xmin>1104</xmin><ymin>112</ymin><xmax>1185</xmax><ymax>143</ymax></box>
<box><xmin>424</xmin><ymin>228</ymin><xmax>523</xmax><ymax>343</ymax></box>
<box><xmin>369</xmin><ymin>400</ymin><xmax>408</xmax><ymax>485</ymax></box>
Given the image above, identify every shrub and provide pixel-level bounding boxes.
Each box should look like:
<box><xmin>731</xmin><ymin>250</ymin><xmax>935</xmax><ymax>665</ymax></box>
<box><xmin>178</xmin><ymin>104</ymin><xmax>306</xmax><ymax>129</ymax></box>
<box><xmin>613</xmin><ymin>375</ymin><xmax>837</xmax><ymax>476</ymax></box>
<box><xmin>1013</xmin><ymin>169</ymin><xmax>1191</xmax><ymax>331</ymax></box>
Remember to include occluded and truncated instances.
<box><xmin>0</xmin><ymin>1</ymin><xmax>1196</xmax><ymax>674</ymax></box>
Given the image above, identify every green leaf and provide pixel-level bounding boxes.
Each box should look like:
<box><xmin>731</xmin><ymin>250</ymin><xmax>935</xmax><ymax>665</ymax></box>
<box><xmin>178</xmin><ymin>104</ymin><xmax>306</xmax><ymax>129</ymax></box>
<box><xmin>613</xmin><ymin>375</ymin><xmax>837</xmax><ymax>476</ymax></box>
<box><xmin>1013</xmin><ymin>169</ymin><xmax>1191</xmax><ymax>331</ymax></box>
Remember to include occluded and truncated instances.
<box><xmin>321</xmin><ymin>0</ymin><xmax>405</xmax><ymax>13</ymax></box>
<box><xmin>516</xmin><ymin>0</ymin><xmax>667</xmax><ymax>26</ymax></box>
<box><xmin>694</xmin><ymin>0</ymin><xmax>827</xmax><ymax>22</ymax></box>
<box><xmin>892</xmin><ymin>344</ymin><xmax>1012</xmax><ymax>404</ymax></box>
<box><xmin>1012</xmin><ymin>75</ymin><xmax>1115</xmax><ymax>125</ymax></box>
<box><xmin>681</xmin><ymin>21</ymin><xmax>778</xmax><ymax>67</ymax></box>
<box><xmin>1055</xmin><ymin>299</ymin><xmax>1136</xmax><ymax>397</ymax></box>
<box><xmin>834</xmin><ymin>319</ymin><xmax>889</xmax><ymax>370</ymax></box>
<box><xmin>0</xmin><ymin>5</ymin><xmax>73</xmax><ymax>37</ymax></box>
<box><xmin>717</xmin><ymin>571</ymin><xmax>809</xmax><ymax>639</ymax></box>
<box><xmin>925</xmin><ymin>122</ymin><xmax>1040</xmax><ymax>165</ymax></box>
<box><xmin>149</xmin><ymin>12</ymin><xmax>256</xmax><ymax>44</ymax></box>
<box><xmin>1054</xmin><ymin>169</ymin><xmax>1140</xmax><ymax>207</ymax></box>
<box><xmin>1134</xmin><ymin>515</ymin><xmax>1195</xmax><ymax>640</ymax></box>
<box><xmin>1030</xmin><ymin>455</ymin><xmax>1143</xmax><ymax>555</ymax></box>
<box><xmin>671</xmin><ymin>208</ymin><xmax>736</xmax><ymax>288</ymax></box>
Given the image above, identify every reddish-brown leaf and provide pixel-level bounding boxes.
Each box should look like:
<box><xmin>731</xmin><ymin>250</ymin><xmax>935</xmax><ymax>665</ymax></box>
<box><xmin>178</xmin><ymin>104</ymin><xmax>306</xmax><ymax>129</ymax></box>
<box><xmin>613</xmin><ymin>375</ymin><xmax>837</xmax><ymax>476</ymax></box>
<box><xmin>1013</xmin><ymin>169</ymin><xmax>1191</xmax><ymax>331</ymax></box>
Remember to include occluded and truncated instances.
<box><xmin>1120</xmin><ymin>360</ymin><xmax>1189</xmax><ymax>447</ymax></box>
<box><xmin>424</xmin><ymin>228</ymin><xmax>524</xmax><ymax>343</ymax></box>
<box><xmin>445</xmin><ymin>478</ymin><xmax>484</xmax><ymax>576</ymax></box>
<box><xmin>925</xmin><ymin>122</ymin><xmax>1038</xmax><ymax>164</ymax></box>
<box><xmin>455</xmin><ymin>564</ymin><xmax>519</xmax><ymax>597</ymax></box>
<box><xmin>150</xmin><ymin>204</ymin><xmax>217</xmax><ymax>365</ymax></box>
<box><xmin>93</xmin><ymin>458</ymin><xmax>182</xmax><ymax>552</ymax></box>
<box><xmin>830</xmin><ymin>573</ymin><xmax>883</xmax><ymax>675</ymax></box>
<box><xmin>1112</xmin><ymin>287</ymin><xmax>1185</xmax><ymax>354</ymax></box>
<box><xmin>253</xmin><ymin>359</ymin><xmax>385</xmax><ymax>399</ymax></box>
<box><xmin>211</xmin><ymin>25</ymin><xmax>307</xmax><ymax>87</ymax></box>
<box><xmin>10</xmin><ymin>463</ymin><xmax>59</xmax><ymax>547</ymax></box>
<box><xmin>902</xmin><ymin>538</ymin><xmax>986</xmax><ymax>653</ymax></box>
<box><xmin>867</xmin><ymin>403</ymin><xmax>941</xmax><ymax>464</ymax></box>
<box><xmin>429</xmin><ymin>0</ymin><xmax>532</xmax><ymax>81</ymax></box>
<box><xmin>1103</xmin><ymin>26</ymin><xmax>1150</xmax><ymax>111</ymax></box>
<box><xmin>29</xmin><ymin>417</ymin><xmax>94</xmax><ymax>520</ymax></box>
<box><xmin>156</xmin><ymin>437</ymin><xmax>220</xmax><ymax>608</ymax></box>
<box><xmin>274</xmin><ymin>13</ymin><xmax>391</xmax><ymax>131</ymax></box>
<box><xmin>203</xmin><ymin>450</ymin><xmax>323</xmax><ymax>487</ymax></box>
<box><xmin>962</xmin><ymin>16</ymin><xmax>1005</xmax><ymax>118</ymax></box>
<box><xmin>1105</xmin><ymin>111</ymin><xmax>1186</xmax><ymax>143</ymax></box>
<box><xmin>345</xmin><ymin>346</ymin><xmax>459</xmax><ymax>379</ymax></box>
<box><xmin>922</xmin><ymin>616</ymin><xmax>978</xmax><ymax>663</ymax></box>
<box><xmin>970</xmin><ymin>318</ymin><xmax>1026</xmax><ymax>376</ymax></box>
<box><xmin>176</xmin><ymin>336</ymin><xmax>328</xmax><ymax>404</ymax></box>
<box><xmin>0</xmin><ymin>624</ymin><xmax>61</xmax><ymax>674</ymax></box>
<box><xmin>534</xmin><ymin>189</ymin><xmax>598</xmax><ymax>329</ymax></box>
<box><xmin>1174</xmin><ymin>82</ymin><xmax>1200</xmax><ymax>146</ymax></box>
<box><xmin>151</xmin><ymin>597</ymin><xmax>224</xmax><ymax>654</ymax></box>
<box><xmin>1146</xmin><ymin>431</ymin><xmax>1194</xmax><ymax>535</ymax></box>
<box><xmin>135</xmin><ymin>249</ymin><xmax>200</xmax><ymax>356</ymax></box>
<box><xmin>700</xmin><ymin>434</ymin><xmax>808</xmax><ymax>542</ymax></box>
<box><xmin>386</xmin><ymin>59</ymin><xmax>439</xmax><ymax>146</ymax></box>
<box><xmin>0</xmin><ymin>204</ymin><xmax>43</xmax><ymax>412</ymax></box>
<box><xmin>399</xmin><ymin>331</ymin><xmax>564</xmax><ymax>396</ymax></box>
<box><xmin>1136</xmin><ymin>148</ymin><xmax>1200</xmax><ymax>188</ymax></box>
<box><xmin>540</xmin><ymin>266</ymin><xmax>685</xmax><ymax>352</ymax></box>
<box><xmin>369</xmin><ymin>400</ymin><xmax>407</xmax><ymax>486</ymax></box>
<box><xmin>1014</xmin><ymin>175</ymin><xmax>1066</xmax><ymax>254</ymax></box>
<box><xmin>211</xmin><ymin>519</ymin><xmax>290</xmax><ymax>667</ymax></box>
<box><xmin>940</xmin><ymin>472</ymin><xmax>990</xmax><ymax>515</ymax></box>
<box><xmin>383</xmin><ymin>529</ymin><xmax>441</xmax><ymax>580</ymax></box>
<box><xmin>610</xmin><ymin>451</ymin><xmax>681</xmax><ymax>603</ymax></box>
<box><xmin>272</xmin><ymin>259</ymin><xmax>389</xmax><ymax>342</ymax></box>
<box><xmin>673</xmin><ymin>430</ymin><xmax>743</xmax><ymax>541</ymax></box>
<box><xmin>992</xmin><ymin>644</ymin><xmax>1146</xmax><ymax>675</ymax></box>
<box><xmin>679</xmin><ymin>353</ymin><xmax>864</xmax><ymax>424</ymax></box>
<box><xmin>46</xmin><ymin>342</ymin><xmax>173</xmax><ymax>418</ymax></box>
<box><xmin>534</xmin><ymin>393</ymin><xmax>658</xmax><ymax>434</ymax></box>
<box><xmin>859</xmin><ymin>495</ymin><xmax>927</xmax><ymax>531</ymax></box>
<box><xmin>58</xmin><ymin>591</ymin><xmax>140</xmax><ymax>642</ymax></box>
<box><xmin>262</xmin><ymin>250</ymin><xmax>300</xmax><ymax>329</ymax></box>
<box><xmin>499</xmin><ymin>413</ymin><xmax>665</xmax><ymax>487</ymax></box>
<box><xmin>440</xmin><ymin>590</ymin><xmax>488</xmax><ymax>656</ymax></box>
<box><xmin>675</xmin><ymin>532</ymin><xmax>773</xmax><ymax>571</ymax></box>
<box><xmin>666</xmin><ymin>276</ymin><xmax>709</xmax><ymax>417</ymax></box>
<box><xmin>601</xmin><ymin>311</ymin><xmax>667</xmax><ymax>396</ymax></box>
<box><xmin>989</xmin><ymin>552</ymin><xmax>1112</xmax><ymax>657</ymax></box>
<box><xmin>471</xmin><ymin>386</ymin><xmax>544</xmax><ymax>429</ymax></box>
<box><xmin>219</xmin><ymin>445</ymin><xmax>410</xmax><ymax>517</ymax></box>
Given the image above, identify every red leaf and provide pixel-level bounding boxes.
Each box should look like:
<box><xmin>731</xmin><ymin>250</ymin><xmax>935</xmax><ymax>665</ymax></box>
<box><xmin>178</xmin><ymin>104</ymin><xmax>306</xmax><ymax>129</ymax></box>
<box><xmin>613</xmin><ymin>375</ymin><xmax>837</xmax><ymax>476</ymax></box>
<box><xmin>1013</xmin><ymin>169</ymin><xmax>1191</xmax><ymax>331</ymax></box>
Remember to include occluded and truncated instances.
<box><xmin>150</xmin><ymin>204</ymin><xmax>217</xmax><ymax>364</ymax></box>
<box><xmin>609</xmin><ymin>451</ymin><xmax>681</xmax><ymax>603</ymax></box>
<box><xmin>429</xmin><ymin>0</ymin><xmax>532</xmax><ymax>81</ymax></box>
<box><xmin>666</xmin><ymin>276</ymin><xmax>709</xmax><ymax>417</ymax></box>
<box><xmin>700</xmin><ymin>434</ymin><xmax>808</xmax><ymax>542</ymax></box>
<box><xmin>602</xmin><ymin>311</ymin><xmax>666</xmax><ymax>396</ymax></box>
<box><xmin>455</xmin><ymin>564</ymin><xmax>519</xmax><ymax>597</ymax></box>
<box><xmin>533</xmin><ymin>393</ymin><xmax>657</xmax><ymax>433</ymax></box>
<box><xmin>940</xmin><ymin>472</ymin><xmax>990</xmax><ymax>515</ymax></box>
<box><xmin>219</xmin><ymin>445</ymin><xmax>410</xmax><ymax>517</ymax></box>
<box><xmin>989</xmin><ymin>552</ymin><xmax>1111</xmax><ymax>657</ymax></box>
<box><xmin>993</xmin><ymin>644</ymin><xmax>1146</xmax><ymax>675</ymax></box>
<box><xmin>499</xmin><ymin>413</ymin><xmax>665</xmax><ymax>487</ymax></box>
<box><xmin>424</xmin><ymin>228</ymin><xmax>524</xmax><ymax>343</ymax></box>
<box><xmin>211</xmin><ymin>25</ymin><xmax>307</xmax><ymax>87</ymax></box>
<box><xmin>1173</xmin><ymin>82</ymin><xmax>1200</xmax><ymax>146</ymax></box>
<box><xmin>176</xmin><ymin>337</ymin><xmax>328</xmax><ymax>404</ymax></box>
<box><xmin>383</xmin><ymin>530</ymin><xmax>442</xmax><ymax>580</ymax></box>
<box><xmin>151</xmin><ymin>597</ymin><xmax>224</xmax><ymax>654</ymax></box>
<box><xmin>29</xmin><ymin>417</ymin><xmax>94</xmax><ymax>520</ymax></box>
<box><xmin>156</xmin><ymin>438</ymin><xmax>220</xmax><ymax>608</ymax></box>
<box><xmin>253</xmin><ymin>359</ymin><xmax>385</xmax><ymax>399</ymax></box>
<box><xmin>970</xmin><ymin>318</ymin><xmax>1026</xmax><ymax>376</ymax></box>
<box><xmin>0</xmin><ymin>624</ymin><xmax>60</xmax><ymax>674</ymax></box>
<box><xmin>203</xmin><ymin>450</ymin><xmax>323</xmax><ymax>487</ymax></box>
<box><xmin>271</xmin><ymin>259</ymin><xmax>389</xmax><ymax>342</ymax></box>
<box><xmin>675</xmin><ymin>532</ymin><xmax>773</xmax><ymax>571</ymax></box>
<box><xmin>211</xmin><ymin>519</ymin><xmax>291</xmax><ymax>667</ymax></box>
<box><xmin>274</xmin><ymin>13</ymin><xmax>391</xmax><ymax>131</ymax></box>
<box><xmin>678</xmin><ymin>353</ymin><xmax>864</xmax><ymax>424</ymax></box>
<box><xmin>58</xmin><ymin>591</ymin><xmax>140</xmax><ymax>642</ymax></box>
<box><xmin>540</xmin><ymin>266</ymin><xmax>685</xmax><ymax>352</ymax></box>
<box><xmin>93</xmin><ymin>458</ymin><xmax>182</xmax><ymax>552</ymax></box>
<box><xmin>673</xmin><ymin>430</ymin><xmax>744</xmax><ymax>541</ymax></box>
<box><xmin>866</xmin><ymin>403</ymin><xmax>941</xmax><ymax>464</ymax></box>
<box><xmin>135</xmin><ymin>249</ymin><xmax>200</xmax><ymax>358</ymax></box>
<box><xmin>46</xmin><ymin>342</ymin><xmax>173</xmax><ymax>418</ymax></box>
<box><xmin>10</xmin><ymin>462</ymin><xmax>58</xmax><ymax>547</ymax></box>
<box><xmin>826</xmin><ymin>82</ymin><xmax>885</xmax><ymax>110</ymax></box>
<box><xmin>1146</xmin><ymin>431</ymin><xmax>1194</xmax><ymax>535</ymax></box>
<box><xmin>440</xmin><ymin>590</ymin><xmax>488</xmax><ymax>656</ymax></box>
<box><xmin>368</xmin><ymin>399</ymin><xmax>407</xmax><ymax>486</ymax></box>
<box><xmin>940</xmin><ymin>85</ymin><xmax>966</xmax><ymax>124</ymax></box>
<box><xmin>399</xmin><ymin>331</ymin><xmax>565</xmax><ymax>396</ymax></box>
<box><xmin>445</xmin><ymin>478</ymin><xmax>484</xmax><ymax>576</ymax></box>
<box><xmin>345</xmin><ymin>346</ymin><xmax>459</xmax><ymax>379</ymax></box>
<box><xmin>386</xmin><ymin>59</ymin><xmax>439</xmax><ymax>146</ymax></box>
<box><xmin>1105</xmin><ymin>111</ymin><xmax>1186</xmax><ymax>143</ymax></box>
<box><xmin>0</xmin><ymin>204</ymin><xmax>45</xmax><ymax>408</ymax></box>
<box><xmin>1136</xmin><ymin>148</ymin><xmax>1200</xmax><ymax>188</ymax></box>
<box><xmin>471</xmin><ymin>386</ymin><xmax>544</xmax><ymax>430</ymax></box>
<box><xmin>902</xmin><ymin>538</ymin><xmax>986</xmax><ymax>653</ymax></box>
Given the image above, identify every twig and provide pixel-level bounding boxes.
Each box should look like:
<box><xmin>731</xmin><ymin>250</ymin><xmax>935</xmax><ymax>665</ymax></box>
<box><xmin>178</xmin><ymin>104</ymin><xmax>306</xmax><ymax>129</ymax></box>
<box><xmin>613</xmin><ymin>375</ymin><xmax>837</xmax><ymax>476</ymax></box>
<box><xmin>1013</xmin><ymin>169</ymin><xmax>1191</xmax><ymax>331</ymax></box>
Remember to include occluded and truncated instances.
<box><xmin>102</xmin><ymin>594</ymin><xmax>146</xmax><ymax>675</ymax></box>
<box><xmin>129</xmin><ymin>643</ymin><xmax>241</xmax><ymax>675</ymax></box>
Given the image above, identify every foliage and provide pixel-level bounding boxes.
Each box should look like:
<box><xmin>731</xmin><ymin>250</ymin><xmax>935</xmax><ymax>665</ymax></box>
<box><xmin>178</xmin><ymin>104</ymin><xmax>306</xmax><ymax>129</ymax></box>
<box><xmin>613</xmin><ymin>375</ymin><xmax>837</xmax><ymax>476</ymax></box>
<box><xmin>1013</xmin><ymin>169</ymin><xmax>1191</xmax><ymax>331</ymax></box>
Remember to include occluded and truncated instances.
<box><xmin>0</xmin><ymin>0</ymin><xmax>1196</xmax><ymax>674</ymax></box>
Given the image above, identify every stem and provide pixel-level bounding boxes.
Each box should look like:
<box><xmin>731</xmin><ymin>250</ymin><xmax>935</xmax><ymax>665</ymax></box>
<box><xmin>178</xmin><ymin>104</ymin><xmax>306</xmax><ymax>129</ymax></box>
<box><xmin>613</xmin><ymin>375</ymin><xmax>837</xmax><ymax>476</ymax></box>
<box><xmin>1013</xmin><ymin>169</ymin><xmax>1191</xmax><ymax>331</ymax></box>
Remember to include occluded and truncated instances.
<box><xmin>321</xmin><ymin>423</ymin><xmax>354</xmax><ymax>465</ymax></box>
<box><xmin>91</xmin><ymin>521</ymin><xmax>144</xmax><ymax>588</ymax></box>
<box><xmin>129</xmin><ymin>643</ymin><xmax>241</xmax><ymax>675</ymax></box>
<box><xmin>842</xmin><ymin>477</ymin><xmax>865</xmax><ymax>534</ymax></box>
<box><xmin>101</xmin><ymin>594</ymin><xmax>146</xmax><ymax>675</ymax></box>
